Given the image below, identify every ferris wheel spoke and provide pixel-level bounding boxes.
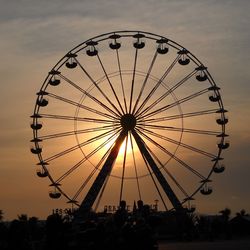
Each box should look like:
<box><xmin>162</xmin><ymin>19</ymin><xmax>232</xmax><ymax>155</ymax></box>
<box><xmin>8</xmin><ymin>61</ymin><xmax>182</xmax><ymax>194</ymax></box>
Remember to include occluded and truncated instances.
<box><xmin>140</xmin><ymin>152</ymin><xmax>168</xmax><ymax>210</ymax></box>
<box><xmin>129</xmin><ymin>48</ymin><xmax>139</xmax><ymax>113</ymax></box>
<box><xmin>137</xmin><ymin>126</ymin><xmax>217</xmax><ymax>158</ymax></box>
<box><xmin>132</xmin><ymin>51</ymin><xmax>158</xmax><ymax>115</ymax></box>
<box><xmin>116</xmin><ymin>49</ymin><xmax>128</xmax><ymax>113</ymax></box>
<box><xmin>38</xmin><ymin>124</ymin><xmax>119</xmax><ymax>140</ymax></box>
<box><xmin>94</xmin><ymin>172</ymin><xmax>111</xmax><ymax>212</ymax></box>
<box><xmin>78</xmin><ymin>129</ymin><xmax>127</xmax><ymax>213</ymax></box>
<box><xmin>136</xmin><ymin>128</ymin><xmax>206</xmax><ymax>180</ymax></box>
<box><xmin>47</xmin><ymin>93</ymin><xmax>117</xmax><ymax>120</ymax></box>
<box><xmin>44</xmin><ymin>128</ymin><xmax>120</xmax><ymax>163</ymax></box>
<box><xmin>129</xmin><ymin>132</ymin><xmax>142</xmax><ymax>200</ymax></box>
<box><xmin>146</xmin><ymin>144</ymin><xmax>190</xmax><ymax>199</ymax></box>
<box><xmin>56</xmin><ymin>158</ymin><xmax>89</xmax><ymax>184</ymax></box>
<box><xmin>72</xmin><ymin>168</ymin><xmax>98</xmax><ymax>201</ymax></box>
<box><xmin>72</xmin><ymin>140</ymin><xmax>114</xmax><ymax>201</ymax></box>
<box><xmin>119</xmin><ymin>135</ymin><xmax>129</xmax><ymax>203</ymax></box>
<box><xmin>96</xmin><ymin>53</ymin><xmax>125</xmax><ymax>115</ymax></box>
<box><xmin>54</xmin><ymin>129</ymin><xmax>121</xmax><ymax>183</ymax></box>
<box><xmin>39</xmin><ymin>113</ymin><xmax>116</xmax><ymax>124</ymax></box>
<box><xmin>137</xmin><ymin>70</ymin><xmax>196</xmax><ymax>118</ymax></box>
<box><xmin>140</xmin><ymin>109</ymin><xmax>218</xmax><ymax>124</ymax></box>
<box><xmin>75</xmin><ymin>57</ymin><xmax>123</xmax><ymax>116</ymax></box>
<box><xmin>140</xmin><ymin>88</ymin><xmax>210</xmax><ymax>120</ymax></box>
<box><xmin>141</xmin><ymin>124</ymin><xmax>221</xmax><ymax>136</ymax></box>
<box><xmin>94</xmin><ymin>128</ymin><xmax>119</xmax><ymax>210</ymax></box>
<box><xmin>134</xmin><ymin>55</ymin><xmax>180</xmax><ymax>116</ymax></box>
<box><xmin>132</xmin><ymin>129</ymin><xmax>183</xmax><ymax>211</ymax></box>
<box><xmin>60</xmin><ymin>74</ymin><xmax>120</xmax><ymax>118</ymax></box>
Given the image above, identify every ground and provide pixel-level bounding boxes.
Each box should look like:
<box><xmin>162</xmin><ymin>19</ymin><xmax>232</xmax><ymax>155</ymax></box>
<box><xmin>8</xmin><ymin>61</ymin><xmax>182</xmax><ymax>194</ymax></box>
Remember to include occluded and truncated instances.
<box><xmin>159</xmin><ymin>239</ymin><xmax>250</xmax><ymax>250</ymax></box>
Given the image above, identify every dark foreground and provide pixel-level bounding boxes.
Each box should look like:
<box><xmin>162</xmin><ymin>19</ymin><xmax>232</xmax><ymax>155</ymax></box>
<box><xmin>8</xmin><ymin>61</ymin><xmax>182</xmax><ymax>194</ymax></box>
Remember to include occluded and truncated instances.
<box><xmin>159</xmin><ymin>239</ymin><xmax>250</xmax><ymax>250</ymax></box>
<box><xmin>1</xmin><ymin>204</ymin><xmax>250</xmax><ymax>250</ymax></box>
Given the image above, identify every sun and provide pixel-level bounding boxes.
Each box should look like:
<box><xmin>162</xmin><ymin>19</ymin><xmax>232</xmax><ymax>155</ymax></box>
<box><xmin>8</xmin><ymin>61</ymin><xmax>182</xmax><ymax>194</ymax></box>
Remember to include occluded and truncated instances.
<box><xmin>117</xmin><ymin>134</ymin><xmax>134</xmax><ymax>161</ymax></box>
<box><xmin>102</xmin><ymin>132</ymin><xmax>136</xmax><ymax>164</ymax></box>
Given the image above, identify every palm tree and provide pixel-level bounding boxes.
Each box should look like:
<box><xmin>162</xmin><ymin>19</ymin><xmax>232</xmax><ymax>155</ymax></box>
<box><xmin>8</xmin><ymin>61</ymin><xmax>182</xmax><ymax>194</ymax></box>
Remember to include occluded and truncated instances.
<box><xmin>18</xmin><ymin>214</ymin><xmax>28</xmax><ymax>221</ymax></box>
<box><xmin>219</xmin><ymin>208</ymin><xmax>231</xmax><ymax>220</ymax></box>
<box><xmin>236</xmin><ymin>209</ymin><xmax>249</xmax><ymax>217</ymax></box>
<box><xmin>219</xmin><ymin>208</ymin><xmax>232</xmax><ymax>239</ymax></box>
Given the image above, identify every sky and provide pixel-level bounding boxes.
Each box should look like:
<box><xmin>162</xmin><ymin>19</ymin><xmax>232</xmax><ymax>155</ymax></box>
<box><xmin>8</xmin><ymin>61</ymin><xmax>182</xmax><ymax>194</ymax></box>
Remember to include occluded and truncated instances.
<box><xmin>0</xmin><ymin>0</ymin><xmax>250</xmax><ymax>220</ymax></box>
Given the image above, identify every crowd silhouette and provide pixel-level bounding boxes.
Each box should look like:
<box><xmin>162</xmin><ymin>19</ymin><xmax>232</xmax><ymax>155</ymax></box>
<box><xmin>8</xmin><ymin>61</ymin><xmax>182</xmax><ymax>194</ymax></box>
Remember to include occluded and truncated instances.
<box><xmin>0</xmin><ymin>204</ymin><xmax>250</xmax><ymax>250</ymax></box>
<box><xmin>72</xmin><ymin>200</ymin><xmax>158</xmax><ymax>250</ymax></box>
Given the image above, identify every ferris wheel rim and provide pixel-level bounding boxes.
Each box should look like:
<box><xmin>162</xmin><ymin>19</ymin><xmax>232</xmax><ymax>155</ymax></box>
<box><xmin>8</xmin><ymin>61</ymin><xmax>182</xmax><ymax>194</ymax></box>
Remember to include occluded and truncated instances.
<box><xmin>31</xmin><ymin>30</ymin><xmax>228</xmax><ymax>211</ymax></box>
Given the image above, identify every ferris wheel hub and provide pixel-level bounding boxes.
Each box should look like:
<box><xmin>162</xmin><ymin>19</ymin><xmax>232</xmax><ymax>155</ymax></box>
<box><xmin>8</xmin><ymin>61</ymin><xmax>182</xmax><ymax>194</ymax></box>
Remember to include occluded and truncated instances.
<box><xmin>120</xmin><ymin>114</ymin><xmax>137</xmax><ymax>131</ymax></box>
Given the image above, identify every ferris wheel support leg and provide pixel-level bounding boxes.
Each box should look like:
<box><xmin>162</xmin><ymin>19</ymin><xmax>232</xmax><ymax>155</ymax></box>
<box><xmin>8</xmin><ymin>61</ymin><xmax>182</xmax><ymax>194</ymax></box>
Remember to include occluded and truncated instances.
<box><xmin>132</xmin><ymin>130</ymin><xmax>184</xmax><ymax>212</ymax></box>
<box><xmin>76</xmin><ymin>130</ymin><xmax>127</xmax><ymax>217</ymax></box>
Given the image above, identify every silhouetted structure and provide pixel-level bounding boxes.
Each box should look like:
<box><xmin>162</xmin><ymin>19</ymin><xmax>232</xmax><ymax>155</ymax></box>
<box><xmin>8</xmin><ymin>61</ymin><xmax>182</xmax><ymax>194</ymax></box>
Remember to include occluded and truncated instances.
<box><xmin>30</xmin><ymin>31</ymin><xmax>229</xmax><ymax>224</ymax></box>
<box><xmin>1</xmin><ymin>206</ymin><xmax>250</xmax><ymax>249</ymax></box>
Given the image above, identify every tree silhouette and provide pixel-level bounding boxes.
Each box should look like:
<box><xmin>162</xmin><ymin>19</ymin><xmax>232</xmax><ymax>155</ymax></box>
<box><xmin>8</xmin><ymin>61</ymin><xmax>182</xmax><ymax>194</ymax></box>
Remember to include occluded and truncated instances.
<box><xmin>0</xmin><ymin>210</ymin><xmax>3</xmax><ymax>222</ymax></box>
<box><xmin>8</xmin><ymin>218</ymin><xmax>30</xmax><ymax>250</ymax></box>
<box><xmin>231</xmin><ymin>209</ymin><xmax>250</xmax><ymax>236</ymax></box>
<box><xmin>219</xmin><ymin>208</ymin><xmax>231</xmax><ymax>239</ymax></box>
<box><xmin>18</xmin><ymin>214</ymin><xmax>28</xmax><ymax>221</ymax></box>
<box><xmin>0</xmin><ymin>210</ymin><xmax>7</xmax><ymax>250</ymax></box>
<box><xmin>236</xmin><ymin>209</ymin><xmax>249</xmax><ymax>217</ymax></box>
<box><xmin>219</xmin><ymin>208</ymin><xmax>231</xmax><ymax>220</ymax></box>
<box><xmin>45</xmin><ymin>212</ymin><xmax>70</xmax><ymax>250</ymax></box>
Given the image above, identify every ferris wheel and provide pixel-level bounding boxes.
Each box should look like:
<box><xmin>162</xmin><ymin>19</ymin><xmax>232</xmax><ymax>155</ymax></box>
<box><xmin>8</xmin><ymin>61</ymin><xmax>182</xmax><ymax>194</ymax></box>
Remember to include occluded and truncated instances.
<box><xmin>30</xmin><ymin>31</ymin><xmax>229</xmax><ymax>213</ymax></box>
